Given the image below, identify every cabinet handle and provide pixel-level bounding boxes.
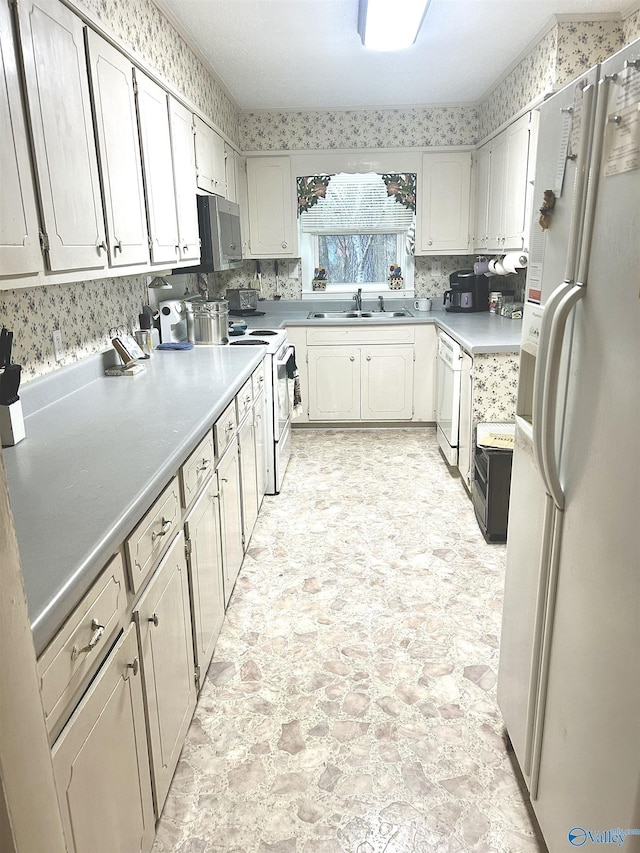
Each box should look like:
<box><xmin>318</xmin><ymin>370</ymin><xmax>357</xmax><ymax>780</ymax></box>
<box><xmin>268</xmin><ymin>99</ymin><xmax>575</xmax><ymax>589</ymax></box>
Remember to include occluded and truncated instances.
<box><xmin>175</xmin><ymin>245</ymin><xmax>180</xmax><ymax>254</ymax></box>
<box><xmin>183</xmin><ymin>245</ymin><xmax>188</xmax><ymax>253</ymax></box>
<box><xmin>70</xmin><ymin>618</ymin><xmax>105</xmax><ymax>661</ymax></box>
<box><xmin>245</xmin><ymin>395</ymin><xmax>252</xmax><ymax>403</ymax></box>
<box><xmin>229</xmin><ymin>243</ymin><xmax>237</xmax><ymax>251</ymax></box>
<box><xmin>428</xmin><ymin>239</ymin><xmax>433</xmax><ymax>246</ymax></box>
<box><xmin>197</xmin><ymin>458</ymin><xmax>211</xmax><ymax>472</ymax></box>
<box><xmin>350</xmin><ymin>356</ymin><xmax>355</xmax><ymax>362</ymax></box>
<box><xmin>225</xmin><ymin>421</ymin><xmax>234</xmax><ymax>433</ymax></box>
<box><xmin>366</xmin><ymin>355</ymin><xmax>371</xmax><ymax>361</ymax></box>
<box><xmin>148</xmin><ymin>613</ymin><xmax>159</xmax><ymax>627</ymax></box>
<box><xmin>114</xmin><ymin>240</ymin><xmax>122</xmax><ymax>254</ymax></box>
<box><xmin>127</xmin><ymin>658</ymin><xmax>139</xmax><ymax>677</ymax></box>
<box><xmin>220</xmin><ymin>477</ymin><xmax>228</xmax><ymax>483</ymax></box>
<box><xmin>97</xmin><ymin>241</ymin><xmax>107</xmax><ymax>253</ymax></box>
<box><xmin>281</xmin><ymin>241</ymin><xmax>287</xmax><ymax>249</ymax></box>
<box><xmin>151</xmin><ymin>517</ymin><xmax>172</xmax><ymax>541</ymax></box>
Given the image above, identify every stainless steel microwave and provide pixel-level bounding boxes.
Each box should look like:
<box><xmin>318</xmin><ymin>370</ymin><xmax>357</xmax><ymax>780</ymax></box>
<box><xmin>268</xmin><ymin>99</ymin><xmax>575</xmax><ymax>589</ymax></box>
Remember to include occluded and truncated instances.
<box><xmin>181</xmin><ymin>194</ymin><xmax>243</xmax><ymax>273</ymax></box>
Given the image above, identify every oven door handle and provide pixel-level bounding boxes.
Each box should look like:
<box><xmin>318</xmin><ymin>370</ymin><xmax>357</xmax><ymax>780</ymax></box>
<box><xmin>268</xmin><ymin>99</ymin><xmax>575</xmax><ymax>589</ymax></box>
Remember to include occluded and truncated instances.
<box><xmin>276</xmin><ymin>344</ymin><xmax>295</xmax><ymax>369</ymax></box>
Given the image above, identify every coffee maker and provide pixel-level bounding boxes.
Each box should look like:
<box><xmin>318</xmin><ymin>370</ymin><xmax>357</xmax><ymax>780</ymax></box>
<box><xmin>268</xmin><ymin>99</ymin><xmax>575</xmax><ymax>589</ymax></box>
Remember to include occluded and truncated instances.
<box><xmin>443</xmin><ymin>270</ymin><xmax>490</xmax><ymax>313</ymax></box>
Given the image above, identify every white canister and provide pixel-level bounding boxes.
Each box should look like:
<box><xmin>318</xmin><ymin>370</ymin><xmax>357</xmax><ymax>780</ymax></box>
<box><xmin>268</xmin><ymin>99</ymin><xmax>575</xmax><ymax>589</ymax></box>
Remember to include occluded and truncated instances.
<box><xmin>413</xmin><ymin>298</ymin><xmax>432</xmax><ymax>312</ymax></box>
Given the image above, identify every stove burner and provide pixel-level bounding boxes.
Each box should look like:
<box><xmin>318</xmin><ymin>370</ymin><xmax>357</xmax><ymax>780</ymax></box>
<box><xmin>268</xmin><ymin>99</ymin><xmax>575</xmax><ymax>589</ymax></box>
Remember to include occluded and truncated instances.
<box><xmin>249</xmin><ymin>329</ymin><xmax>278</xmax><ymax>336</ymax></box>
<box><xmin>229</xmin><ymin>339</ymin><xmax>268</xmax><ymax>346</ymax></box>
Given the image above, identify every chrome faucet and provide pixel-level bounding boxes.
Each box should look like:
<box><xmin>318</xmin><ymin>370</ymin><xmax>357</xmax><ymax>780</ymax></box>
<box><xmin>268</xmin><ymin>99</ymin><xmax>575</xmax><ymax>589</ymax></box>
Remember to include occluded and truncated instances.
<box><xmin>378</xmin><ymin>295</ymin><xmax>385</xmax><ymax>312</ymax></box>
<box><xmin>353</xmin><ymin>288</ymin><xmax>363</xmax><ymax>311</ymax></box>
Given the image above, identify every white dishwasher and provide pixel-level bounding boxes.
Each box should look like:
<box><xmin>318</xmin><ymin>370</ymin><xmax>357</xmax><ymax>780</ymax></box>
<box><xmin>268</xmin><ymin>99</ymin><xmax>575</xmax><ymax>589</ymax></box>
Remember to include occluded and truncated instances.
<box><xmin>436</xmin><ymin>330</ymin><xmax>463</xmax><ymax>466</ymax></box>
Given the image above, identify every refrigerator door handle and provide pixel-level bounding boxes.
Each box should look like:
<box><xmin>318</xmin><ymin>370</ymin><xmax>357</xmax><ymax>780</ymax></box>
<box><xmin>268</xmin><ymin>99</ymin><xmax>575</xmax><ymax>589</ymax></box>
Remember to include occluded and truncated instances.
<box><xmin>540</xmin><ymin>284</ymin><xmax>584</xmax><ymax>510</ymax></box>
<box><xmin>576</xmin><ymin>75</ymin><xmax>611</xmax><ymax>288</ymax></box>
<box><xmin>532</xmin><ymin>281</ymin><xmax>572</xmax><ymax>492</ymax></box>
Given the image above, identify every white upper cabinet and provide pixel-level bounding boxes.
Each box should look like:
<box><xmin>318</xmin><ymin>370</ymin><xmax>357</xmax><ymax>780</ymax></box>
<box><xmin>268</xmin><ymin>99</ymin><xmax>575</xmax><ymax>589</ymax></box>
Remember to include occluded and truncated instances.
<box><xmin>225</xmin><ymin>143</ymin><xmax>238</xmax><ymax>203</ymax></box>
<box><xmin>477</xmin><ymin>112</ymin><xmax>535</xmax><ymax>252</ymax></box>
<box><xmin>0</xmin><ymin>0</ymin><xmax>41</xmax><ymax>277</ymax></box>
<box><xmin>85</xmin><ymin>30</ymin><xmax>149</xmax><ymax>268</ymax></box>
<box><xmin>168</xmin><ymin>97</ymin><xmax>199</xmax><ymax>262</ymax></box>
<box><xmin>16</xmin><ymin>0</ymin><xmax>107</xmax><ymax>273</ymax></box>
<box><xmin>194</xmin><ymin>115</ymin><xmax>226</xmax><ymax>196</ymax></box>
<box><xmin>246</xmin><ymin>156</ymin><xmax>297</xmax><ymax>257</ymax></box>
<box><xmin>473</xmin><ymin>143</ymin><xmax>491</xmax><ymax>251</ymax></box>
<box><xmin>134</xmin><ymin>69</ymin><xmax>179</xmax><ymax>265</ymax></box>
<box><xmin>418</xmin><ymin>151</ymin><xmax>472</xmax><ymax>254</ymax></box>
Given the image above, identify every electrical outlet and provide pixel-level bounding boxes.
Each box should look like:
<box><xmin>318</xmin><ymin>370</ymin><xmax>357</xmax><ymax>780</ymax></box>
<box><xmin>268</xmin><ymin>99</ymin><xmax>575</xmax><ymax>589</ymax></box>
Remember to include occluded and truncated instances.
<box><xmin>430</xmin><ymin>261</ymin><xmax>442</xmax><ymax>276</ymax></box>
<box><xmin>52</xmin><ymin>329</ymin><xmax>64</xmax><ymax>362</ymax></box>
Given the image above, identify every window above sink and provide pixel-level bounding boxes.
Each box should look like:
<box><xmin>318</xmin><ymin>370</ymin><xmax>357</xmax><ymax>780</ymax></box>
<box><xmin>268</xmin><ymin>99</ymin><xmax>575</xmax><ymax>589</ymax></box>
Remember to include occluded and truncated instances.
<box><xmin>298</xmin><ymin>172</ymin><xmax>415</xmax><ymax>300</ymax></box>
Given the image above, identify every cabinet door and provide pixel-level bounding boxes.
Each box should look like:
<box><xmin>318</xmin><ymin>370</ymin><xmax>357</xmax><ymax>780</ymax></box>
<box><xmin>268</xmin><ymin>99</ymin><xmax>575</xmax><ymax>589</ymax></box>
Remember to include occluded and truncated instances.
<box><xmin>134</xmin><ymin>69</ymin><xmax>179</xmax><ymax>265</ymax></box>
<box><xmin>473</xmin><ymin>143</ymin><xmax>491</xmax><ymax>252</ymax></box>
<box><xmin>502</xmin><ymin>113</ymin><xmax>531</xmax><ymax>249</ymax></box>
<box><xmin>238</xmin><ymin>414</ymin><xmax>259</xmax><ymax>544</ymax></box>
<box><xmin>52</xmin><ymin>624</ymin><xmax>155</xmax><ymax>853</ymax></box>
<box><xmin>16</xmin><ymin>0</ymin><xmax>107</xmax><ymax>272</ymax></box>
<box><xmin>458</xmin><ymin>351</ymin><xmax>474</xmax><ymax>488</ymax></box>
<box><xmin>168</xmin><ymin>97</ymin><xmax>199</xmax><ymax>262</ymax></box>
<box><xmin>0</xmin><ymin>0</ymin><xmax>41</xmax><ymax>277</ymax></box>
<box><xmin>217</xmin><ymin>438</ymin><xmax>244</xmax><ymax>606</ymax></box>
<box><xmin>361</xmin><ymin>345</ymin><xmax>414</xmax><ymax>421</ymax></box>
<box><xmin>134</xmin><ymin>530</ymin><xmax>196</xmax><ymax>816</ymax></box>
<box><xmin>194</xmin><ymin>115</ymin><xmax>226</xmax><ymax>196</ymax></box>
<box><xmin>419</xmin><ymin>152</ymin><xmax>471</xmax><ymax>254</ymax></box>
<box><xmin>254</xmin><ymin>390</ymin><xmax>268</xmax><ymax>502</ymax></box>
<box><xmin>85</xmin><ymin>30</ymin><xmax>149</xmax><ymax>268</ymax></box>
<box><xmin>225</xmin><ymin>143</ymin><xmax>238</xmax><ymax>203</ymax></box>
<box><xmin>184</xmin><ymin>480</ymin><xmax>224</xmax><ymax>682</ymax></box>
<box><xmin>308</xmin><ymin>346</ymin><xmax>361</xmax><ymax>421</ymax></box>
<box><xmin>487</xmin><ymin>133</ymin><xmax>507</xmax><ymax>250</ymax></box>
<box><xmin>246</xmin><ymin>156</ymin><xmax>296</xmax><ymax>257</ymax></box>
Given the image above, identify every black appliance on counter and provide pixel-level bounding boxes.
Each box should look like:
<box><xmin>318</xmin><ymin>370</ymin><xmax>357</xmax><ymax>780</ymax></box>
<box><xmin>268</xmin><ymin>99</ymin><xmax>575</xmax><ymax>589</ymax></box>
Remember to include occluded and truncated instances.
<box><xmin>444</xmin><ymin>270</ymin><xmax>490</xmax><ymax>313</ymax></box>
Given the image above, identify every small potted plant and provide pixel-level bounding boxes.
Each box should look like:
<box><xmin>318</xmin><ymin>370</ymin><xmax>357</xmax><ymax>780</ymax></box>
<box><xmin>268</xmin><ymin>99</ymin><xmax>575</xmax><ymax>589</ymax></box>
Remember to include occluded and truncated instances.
<box><xmin>312</xmin><ymin>267</ymin><xmax>327</xmax><ymax>291</ymax></box>
<box><xmin>388</xmin><ymin>265</ymin><xmax>403</xmax><ymax>289</ymax></box>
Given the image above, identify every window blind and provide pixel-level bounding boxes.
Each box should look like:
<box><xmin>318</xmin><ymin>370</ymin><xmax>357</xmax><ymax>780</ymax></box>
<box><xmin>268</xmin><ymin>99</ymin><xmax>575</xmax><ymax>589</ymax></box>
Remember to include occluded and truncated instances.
<box><xmin>300</xmin><ymin>173</ymin><xmax>415</xmax><ymax>234</ymax></box>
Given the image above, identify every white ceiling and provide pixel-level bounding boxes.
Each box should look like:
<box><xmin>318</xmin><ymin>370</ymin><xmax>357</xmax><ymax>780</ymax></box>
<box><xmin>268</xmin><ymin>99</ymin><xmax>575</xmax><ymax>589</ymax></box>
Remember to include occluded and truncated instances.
<box><xmin>155</xmin><ymin>0</ymin><xmax>628</xmax><ymax>110</ymax></box>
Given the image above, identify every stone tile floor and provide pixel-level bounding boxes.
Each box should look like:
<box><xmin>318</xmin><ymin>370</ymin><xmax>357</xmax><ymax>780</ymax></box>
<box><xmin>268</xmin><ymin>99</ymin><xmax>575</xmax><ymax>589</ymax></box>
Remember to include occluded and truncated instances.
<box><xmin>152</xmin><ymin>428</ymin><xmax>544</xmax><ymax>853</ymax></box>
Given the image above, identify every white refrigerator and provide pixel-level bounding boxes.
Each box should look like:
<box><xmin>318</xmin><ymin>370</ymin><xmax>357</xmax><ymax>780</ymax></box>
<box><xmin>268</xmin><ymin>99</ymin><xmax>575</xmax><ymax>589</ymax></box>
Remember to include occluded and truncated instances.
<box><xmin>498</xmin><ymin>38</ymin><xmax>640</xmax><ymax>851</ymax></box>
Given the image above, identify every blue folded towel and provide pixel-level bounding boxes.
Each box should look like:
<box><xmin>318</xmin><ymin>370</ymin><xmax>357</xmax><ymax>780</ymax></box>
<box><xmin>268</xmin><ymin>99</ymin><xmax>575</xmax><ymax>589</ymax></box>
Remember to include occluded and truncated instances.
<box><xmin>156</xmin><ymin>342</ymin><xmax>194</xmax><ymax>350</ymax></box>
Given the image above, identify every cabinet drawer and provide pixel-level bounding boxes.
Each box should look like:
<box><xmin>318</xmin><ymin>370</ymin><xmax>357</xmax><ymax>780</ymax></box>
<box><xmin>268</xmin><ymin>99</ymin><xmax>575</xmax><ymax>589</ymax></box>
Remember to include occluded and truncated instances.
<box><xmin>214</xmin><ymin>400</ymin><xmax>237</xmax><ymax>458</ymax></box>
<box><xmin>38</xmin><ymin>552</ymin><xmax>127</xmax><ymax>737</ymax></box>
<box><xmin>252</xmin><ymin>360</ymin><xmax>266</xmax><ymax>399</ymax></box>
<box><xmin>180</xmin><ymin>430</ymin><xmax>214</xmax><ymax>509</ymax></box>
<box><xmin>307</xmin><ymin>326</ymin><xmax>415</xmax><ymax>345</ymax></box>
<box><xmin>236</xmin><ymin>377</ymin><xmax>253</xmax><ymax>422</ymax></box>
<box><xmin>125</xmin><ymin>476</ymin><xmax>181</xmax><ymax>594</ymax></box>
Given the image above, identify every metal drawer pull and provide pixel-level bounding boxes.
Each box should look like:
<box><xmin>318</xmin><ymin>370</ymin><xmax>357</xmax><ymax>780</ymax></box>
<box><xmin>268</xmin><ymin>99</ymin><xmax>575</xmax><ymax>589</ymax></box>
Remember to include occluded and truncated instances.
<box><xmin>149</xmin><ymin>613</ymin><xmax>159</xmax><ymax>627</ymax></box>
<box><xmin>350</xmin><ymin>356</ymin><xmax>355</xmax><ymax>362</ymax></box>
<box><xmin>114</xmin><ymin>240</ymin><xmax>122</xmax><ymax>254</ymax></box>
<box><xmin>151</xmin><ymin>517</ymin><xmax>172</xmax><ymax>541</ymax></box>
<box><xmin>97</xmin><ymin>241</ymin><xmax>107</xmax><ymax>253</ymax></box>
<box><xmin>197</xmin><ymin>458</ymin><xmax>211</xmax><ymax>472</ymax></box>
<box><xmin>366</xmin><ymin>355</ymin><xmax>371</xmax><ymax>361</ymax></box>
<box><xmin>127</xmin><ymin>658</ymin><xmax>139</xmax><ymax>677</ymax></box>
<box><xmin>71</xmin><ymin>619</ymin><xmax>105</xmax><ymax>661</ymax></box>
<box><xmin>225</xmin><ymin>421</ymin><xmax>234</xmax><ymax>433</ymax></box>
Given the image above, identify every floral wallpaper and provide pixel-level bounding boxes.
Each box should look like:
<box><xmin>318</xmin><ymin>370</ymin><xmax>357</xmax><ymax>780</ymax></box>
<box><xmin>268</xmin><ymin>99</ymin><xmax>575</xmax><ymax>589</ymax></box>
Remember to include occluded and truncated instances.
<box><xmin>625</xmin><ymin>7</ymin><xmax>640</xmax><ymax>42</ymax></box>
<box><xmin>79</xmin><ymin>0</ymin><xmax>239</xmax><ymax>144</ymax></box>
<box><xmin>239</xmin><ymin>107</ymin><xmax>478</xmax><ymax>151</ymax></box>
<box><xmin>472</xmin><ymin>353</ymin><xmax>520</xmax><ymax>424</ymax></box>
<box><xmin>555</xmin><ymin>20</ymin><xmax>624</xmax><ymax>88</ymax></box>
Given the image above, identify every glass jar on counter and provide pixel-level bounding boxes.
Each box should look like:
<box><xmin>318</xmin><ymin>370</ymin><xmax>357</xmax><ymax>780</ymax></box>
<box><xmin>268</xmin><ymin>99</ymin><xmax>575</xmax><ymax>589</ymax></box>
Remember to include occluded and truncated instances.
<box><xmin>489</xmin><ymin>292</ymin><xmax>502</xmax><ymax>314</ymax></box>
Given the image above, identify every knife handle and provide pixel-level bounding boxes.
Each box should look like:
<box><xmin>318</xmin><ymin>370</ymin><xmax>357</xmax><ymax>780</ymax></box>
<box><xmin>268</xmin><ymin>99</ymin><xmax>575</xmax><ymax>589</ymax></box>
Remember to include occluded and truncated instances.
<box><xmin>112</xmin><ymin>337</ymin><xmax>136</xmax><ymax>366</ymax></box>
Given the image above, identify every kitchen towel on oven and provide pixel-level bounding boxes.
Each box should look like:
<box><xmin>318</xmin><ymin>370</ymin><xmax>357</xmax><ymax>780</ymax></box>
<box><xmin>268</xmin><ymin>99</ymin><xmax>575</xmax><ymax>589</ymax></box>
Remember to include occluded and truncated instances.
<box><xmin>286</xmin><ymin>349</ymin><xmax>303</xmax><ymax>417</ymax></box>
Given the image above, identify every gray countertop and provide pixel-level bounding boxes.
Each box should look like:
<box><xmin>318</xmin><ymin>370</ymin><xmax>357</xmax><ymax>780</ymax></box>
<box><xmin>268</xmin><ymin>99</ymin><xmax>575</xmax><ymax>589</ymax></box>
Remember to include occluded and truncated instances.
<box><xmin>4</xmin><ymin>346</ymin><xmax>263</xmax><ymax>656</ymax></box>
<box><xmin>239</xmin><ymin>300</ymin><xmax>522</xmax><ymax>354</ymax></box>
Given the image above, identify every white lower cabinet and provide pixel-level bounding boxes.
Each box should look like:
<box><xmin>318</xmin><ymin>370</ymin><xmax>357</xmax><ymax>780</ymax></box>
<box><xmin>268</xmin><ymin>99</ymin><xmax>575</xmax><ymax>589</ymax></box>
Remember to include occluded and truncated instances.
<box><xmin>308</xmin><ymin>343</ymin><xmax>414</xmax><ymax>421</ymax></box>
<box><xmin>238</xmin><ymin>412</ymin><xmax>259</xmax><ymax>544</ymax></box>
<box><xmin>254</xmin><ymin>387</ymin><xmax>269</xmax><ymax>502</ymax></box>
<box><xmin>458</xmin><ymin>350</ymin><xmax>474</xmax><ymax>488</ymax></box>
<box><xmin>184</xmin><ymin>480</ymin><xmax>224</xmax><ymax>686</ymax></box>
<box><xmin>217</xmin><ymin>437</ymin><xmax>244</xmax><ymax>606</ymax></box>
<box><xmin>134</xmin><ymin>530</ymin><xmax>197</xmax><ymax>816</ymax></box>
<box><xmin>51</xmin><ymin>623</ymin><xmax>155</xmax><ymax>853</ymax></box>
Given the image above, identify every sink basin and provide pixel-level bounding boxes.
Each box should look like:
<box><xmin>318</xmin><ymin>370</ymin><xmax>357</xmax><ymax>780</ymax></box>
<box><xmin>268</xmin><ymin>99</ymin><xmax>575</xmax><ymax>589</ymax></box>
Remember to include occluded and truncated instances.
<box><xmin>307</xmin><ymin>309</ymin><xmax>413</xmax><ymax>319</ymax></box>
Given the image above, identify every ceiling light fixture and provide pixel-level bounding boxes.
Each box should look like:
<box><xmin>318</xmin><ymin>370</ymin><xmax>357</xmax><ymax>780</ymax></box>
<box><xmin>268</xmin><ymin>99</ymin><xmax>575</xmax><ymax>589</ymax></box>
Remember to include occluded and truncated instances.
<box><xmin>358</xmin><ymin>0</ymin><xmax>431</xmax><ymax>51</ymax></box>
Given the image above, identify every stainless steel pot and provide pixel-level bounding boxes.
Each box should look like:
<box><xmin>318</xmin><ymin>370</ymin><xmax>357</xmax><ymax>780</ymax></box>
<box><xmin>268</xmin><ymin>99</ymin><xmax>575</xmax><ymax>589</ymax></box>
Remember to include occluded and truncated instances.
<box><xmin>184</xmin><ymin>298</ymin><xmax>229</xmax><ymax>345</ymax></box>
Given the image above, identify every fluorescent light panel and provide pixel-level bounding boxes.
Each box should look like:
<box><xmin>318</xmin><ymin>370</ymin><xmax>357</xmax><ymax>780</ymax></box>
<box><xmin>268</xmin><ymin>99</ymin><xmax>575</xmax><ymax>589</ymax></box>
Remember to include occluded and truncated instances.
<box><xmin>358</xmin><ymin>0</ymin><xmax>431</xmax><ymax>51</ymax></box>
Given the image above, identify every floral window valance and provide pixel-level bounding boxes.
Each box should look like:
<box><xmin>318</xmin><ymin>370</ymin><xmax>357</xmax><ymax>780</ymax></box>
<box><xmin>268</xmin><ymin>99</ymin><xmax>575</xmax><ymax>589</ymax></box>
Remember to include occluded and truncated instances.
<box><xmin>297</xmin><ymin>173</ymin><xmax>416</xmax><ymax>216</ymax></box>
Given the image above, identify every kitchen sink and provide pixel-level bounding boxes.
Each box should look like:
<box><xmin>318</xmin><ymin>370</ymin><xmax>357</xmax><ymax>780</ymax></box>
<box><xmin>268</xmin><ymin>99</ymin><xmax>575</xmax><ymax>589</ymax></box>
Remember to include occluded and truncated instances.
<box><xmin>307</xmin><ymin>309</ymin><xmax>413</xmax><ymax>319</ymax></box>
